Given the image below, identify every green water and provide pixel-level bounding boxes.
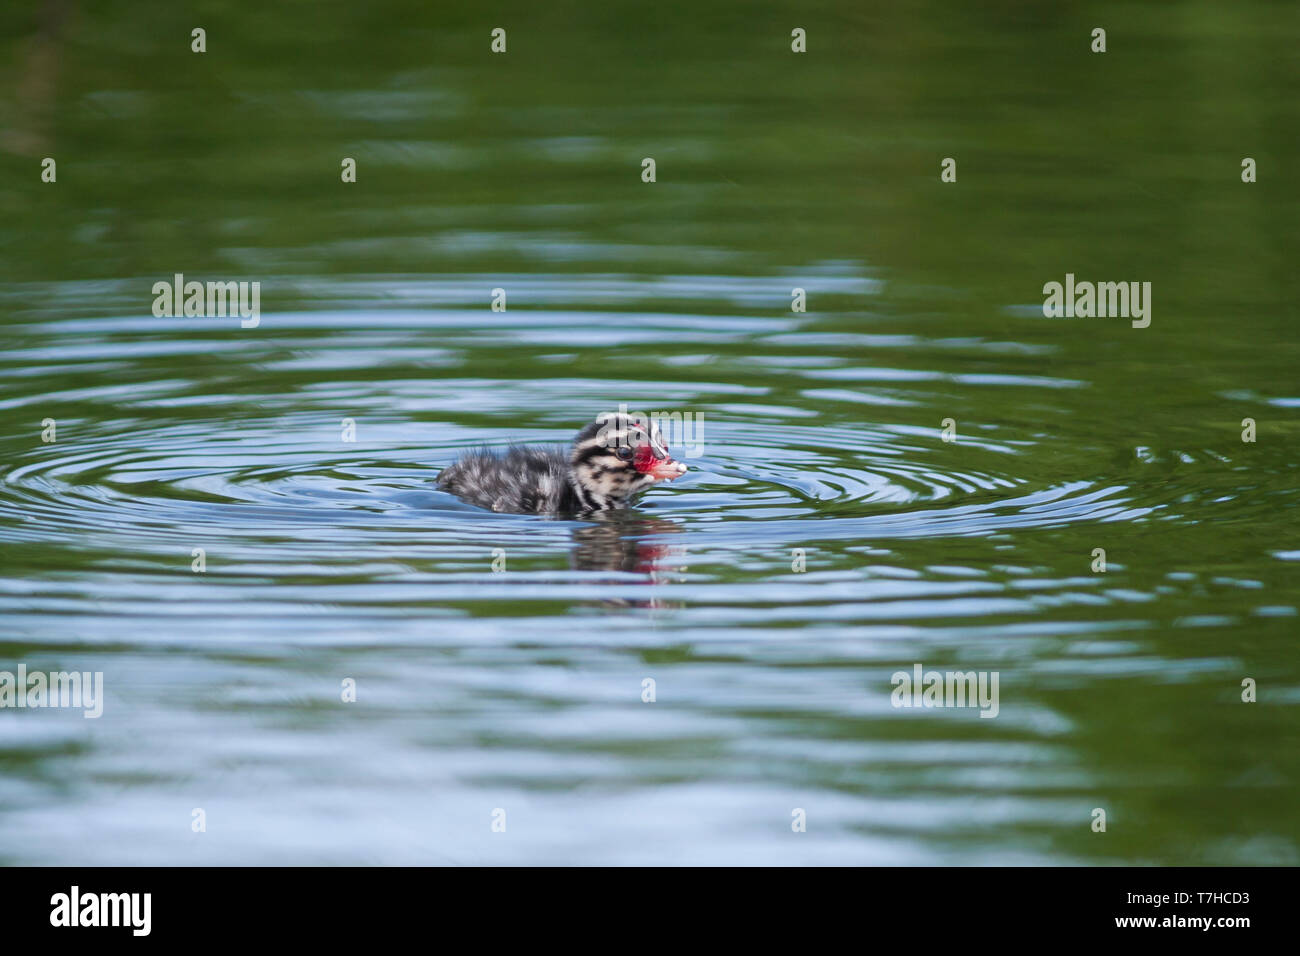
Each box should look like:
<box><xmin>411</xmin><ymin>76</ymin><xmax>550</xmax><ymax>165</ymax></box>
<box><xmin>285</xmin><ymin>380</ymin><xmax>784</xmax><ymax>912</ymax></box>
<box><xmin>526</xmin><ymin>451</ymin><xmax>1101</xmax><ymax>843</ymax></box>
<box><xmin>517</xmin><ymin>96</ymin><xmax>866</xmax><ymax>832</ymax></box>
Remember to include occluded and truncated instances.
<box><xmin>0</xmin><ymin>0</ymin><xmax>1296</xmax><ymax>864</ymax></box>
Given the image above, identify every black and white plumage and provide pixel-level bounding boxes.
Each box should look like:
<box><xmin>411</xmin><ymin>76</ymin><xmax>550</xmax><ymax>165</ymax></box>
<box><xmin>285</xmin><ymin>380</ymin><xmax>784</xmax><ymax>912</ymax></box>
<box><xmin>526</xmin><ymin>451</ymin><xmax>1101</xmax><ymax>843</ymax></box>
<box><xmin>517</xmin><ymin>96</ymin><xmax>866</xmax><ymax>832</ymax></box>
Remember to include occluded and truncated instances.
<box><xmin>436</xmin><ymin>413</ymin><xmax>687</xmax><ymax>514</ymax></box>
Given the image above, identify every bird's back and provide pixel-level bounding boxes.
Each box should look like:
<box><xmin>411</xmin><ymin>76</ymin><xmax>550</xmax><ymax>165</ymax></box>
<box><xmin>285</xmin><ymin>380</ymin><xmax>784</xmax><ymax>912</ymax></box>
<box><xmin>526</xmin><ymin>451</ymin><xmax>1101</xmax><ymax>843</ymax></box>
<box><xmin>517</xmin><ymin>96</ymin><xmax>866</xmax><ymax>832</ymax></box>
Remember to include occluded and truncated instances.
<box><xmin>436</xmin><ymin>445</ymin><xmax>574</xmax><ymax>513</ymax></box>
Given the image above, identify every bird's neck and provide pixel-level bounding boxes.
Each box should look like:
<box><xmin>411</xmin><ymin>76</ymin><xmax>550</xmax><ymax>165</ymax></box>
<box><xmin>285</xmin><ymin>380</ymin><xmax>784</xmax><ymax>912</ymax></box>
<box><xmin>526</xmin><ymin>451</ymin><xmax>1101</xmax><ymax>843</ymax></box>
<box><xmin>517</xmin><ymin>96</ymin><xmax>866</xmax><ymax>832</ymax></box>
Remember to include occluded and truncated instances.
<box><xmin>567</xmin><ymin>471</ymin><xmax>617</xmax><ymax>513</ymax></box>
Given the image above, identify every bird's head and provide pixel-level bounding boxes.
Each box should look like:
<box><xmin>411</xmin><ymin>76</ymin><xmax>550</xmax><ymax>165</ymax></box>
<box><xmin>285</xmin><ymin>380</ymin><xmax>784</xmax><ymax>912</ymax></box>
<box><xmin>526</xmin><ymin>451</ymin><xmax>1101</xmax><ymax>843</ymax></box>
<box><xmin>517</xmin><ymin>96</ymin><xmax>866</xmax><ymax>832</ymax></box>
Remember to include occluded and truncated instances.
<box><xmin>569</xmin><ymin>412</ymin><xmax>687</xmax><ymax>508</ymax></box>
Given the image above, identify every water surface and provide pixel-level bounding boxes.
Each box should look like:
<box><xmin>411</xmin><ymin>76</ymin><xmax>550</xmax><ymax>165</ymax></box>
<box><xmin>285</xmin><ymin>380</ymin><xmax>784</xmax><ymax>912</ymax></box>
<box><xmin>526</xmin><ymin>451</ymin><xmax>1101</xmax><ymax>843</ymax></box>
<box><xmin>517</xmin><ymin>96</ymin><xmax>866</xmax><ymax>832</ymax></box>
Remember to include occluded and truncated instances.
<box><xmin>0</xmin><ymin>1</ymin><xmax>1297</xmax><ymax>864</ymax></box>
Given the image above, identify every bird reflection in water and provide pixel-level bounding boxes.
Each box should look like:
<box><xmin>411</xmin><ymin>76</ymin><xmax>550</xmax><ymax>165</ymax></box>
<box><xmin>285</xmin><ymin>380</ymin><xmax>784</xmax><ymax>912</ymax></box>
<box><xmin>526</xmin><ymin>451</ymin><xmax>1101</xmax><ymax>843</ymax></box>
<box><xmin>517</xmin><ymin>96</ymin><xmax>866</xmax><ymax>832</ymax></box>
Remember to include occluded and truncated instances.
<box><xmin>569</xmin><ymin>513</ymin><xmax>685</xmax><ymax>608</ymax></box>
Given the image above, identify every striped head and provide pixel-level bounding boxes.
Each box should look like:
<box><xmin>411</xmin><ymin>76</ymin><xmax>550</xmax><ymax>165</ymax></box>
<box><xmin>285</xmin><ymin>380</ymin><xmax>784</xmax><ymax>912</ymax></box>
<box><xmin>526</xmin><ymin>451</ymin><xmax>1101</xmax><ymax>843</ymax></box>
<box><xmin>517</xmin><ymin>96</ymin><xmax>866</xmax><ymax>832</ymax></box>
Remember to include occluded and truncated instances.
<box><xmin>568</xmin><ymin>413</ymin><xmax>687</xmax><ymax>511</ymax></box>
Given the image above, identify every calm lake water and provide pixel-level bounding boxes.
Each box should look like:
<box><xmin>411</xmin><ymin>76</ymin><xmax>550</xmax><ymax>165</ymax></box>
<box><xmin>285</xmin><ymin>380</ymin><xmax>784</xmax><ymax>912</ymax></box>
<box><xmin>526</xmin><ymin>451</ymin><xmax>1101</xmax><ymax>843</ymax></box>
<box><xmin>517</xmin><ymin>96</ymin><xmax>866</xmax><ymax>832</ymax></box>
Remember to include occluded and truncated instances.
<box><xmin>1</xmin><ymin>2</ymin><xmax>1297</xmax><ymax>864</ymax></box>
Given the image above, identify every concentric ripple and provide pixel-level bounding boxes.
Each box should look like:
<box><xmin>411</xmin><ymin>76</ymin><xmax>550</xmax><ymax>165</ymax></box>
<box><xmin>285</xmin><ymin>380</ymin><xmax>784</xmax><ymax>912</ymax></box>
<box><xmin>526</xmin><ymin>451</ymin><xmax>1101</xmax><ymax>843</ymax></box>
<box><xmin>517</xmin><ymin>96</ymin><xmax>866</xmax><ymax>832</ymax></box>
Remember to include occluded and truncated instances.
<box><xmin>0</xmin><ymin>272</ymin><xmax>1139</xmax><ymax>552</ymax></box>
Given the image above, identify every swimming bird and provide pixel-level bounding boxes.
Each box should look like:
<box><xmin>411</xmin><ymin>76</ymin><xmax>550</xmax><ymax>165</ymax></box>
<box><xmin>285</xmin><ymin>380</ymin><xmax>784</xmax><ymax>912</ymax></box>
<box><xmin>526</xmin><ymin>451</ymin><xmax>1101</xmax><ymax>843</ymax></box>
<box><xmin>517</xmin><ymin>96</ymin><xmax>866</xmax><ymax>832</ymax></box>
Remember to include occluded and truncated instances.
<box><xmin>436</xmin><ymin>413</ymin><xmax>687</xmax><ymax>514</ymax></box>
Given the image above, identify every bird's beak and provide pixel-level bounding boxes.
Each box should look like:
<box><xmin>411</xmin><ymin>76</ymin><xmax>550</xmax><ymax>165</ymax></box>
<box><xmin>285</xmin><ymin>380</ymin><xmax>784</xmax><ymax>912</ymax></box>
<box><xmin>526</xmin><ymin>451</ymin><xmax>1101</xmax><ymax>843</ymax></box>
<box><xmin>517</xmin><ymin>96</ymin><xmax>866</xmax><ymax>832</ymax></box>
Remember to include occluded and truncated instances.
<box><xmin>647</xmin><ymin>458</ymin><xmax>687</xmax><ymax>482</ymax></box>
<box><xmin>631</xmin><ymin>425</ymin><xmax>686</xmax><ymax>481</ymax></box>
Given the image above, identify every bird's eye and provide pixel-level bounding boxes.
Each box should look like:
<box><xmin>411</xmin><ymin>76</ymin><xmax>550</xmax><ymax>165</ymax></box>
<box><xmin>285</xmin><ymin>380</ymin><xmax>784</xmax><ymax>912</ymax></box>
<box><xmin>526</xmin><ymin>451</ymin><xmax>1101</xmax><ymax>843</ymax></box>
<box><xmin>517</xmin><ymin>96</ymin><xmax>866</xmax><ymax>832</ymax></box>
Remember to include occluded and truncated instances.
<box><xmin>615</xmin><ymin>446</ymin><xmax>634</xmax><ymax>461</ymax></box>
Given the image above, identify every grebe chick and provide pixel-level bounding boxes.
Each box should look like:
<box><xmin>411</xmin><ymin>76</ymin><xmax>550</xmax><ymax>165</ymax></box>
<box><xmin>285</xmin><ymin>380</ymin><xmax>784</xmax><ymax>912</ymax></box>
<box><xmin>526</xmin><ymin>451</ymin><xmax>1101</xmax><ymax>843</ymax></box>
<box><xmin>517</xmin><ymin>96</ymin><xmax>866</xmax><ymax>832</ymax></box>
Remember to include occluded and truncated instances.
<box><xmin>437</xmin><ymin>413</ymin><xmax>687</xmax><ymax>514</ymax></box>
